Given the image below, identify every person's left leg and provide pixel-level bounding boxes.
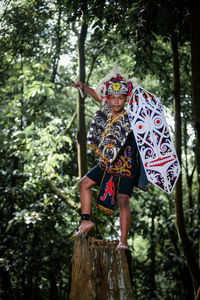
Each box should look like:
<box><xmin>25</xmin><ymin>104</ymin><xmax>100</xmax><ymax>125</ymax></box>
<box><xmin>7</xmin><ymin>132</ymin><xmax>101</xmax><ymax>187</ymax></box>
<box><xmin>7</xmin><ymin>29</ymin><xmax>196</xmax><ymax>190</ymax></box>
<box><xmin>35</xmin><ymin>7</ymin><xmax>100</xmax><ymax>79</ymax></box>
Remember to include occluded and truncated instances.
<box><xmin>117</xmin><ymin>194</ymin><xmax>131</xmax><ymax>248</ymax></box>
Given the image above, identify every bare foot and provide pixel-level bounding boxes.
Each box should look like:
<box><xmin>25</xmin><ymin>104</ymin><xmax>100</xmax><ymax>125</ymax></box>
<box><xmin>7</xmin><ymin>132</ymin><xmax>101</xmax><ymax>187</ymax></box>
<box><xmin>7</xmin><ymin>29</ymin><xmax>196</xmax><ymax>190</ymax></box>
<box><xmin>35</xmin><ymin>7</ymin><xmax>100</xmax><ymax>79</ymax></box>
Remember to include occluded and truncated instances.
<box><xmin>116</xmin><ymin>241</ymin><xmax>129</xmax><ymax>250</ymax></box>
<box><xmin>73</xmin><ymin>220</ymin><xmax>95</xmax><ymax>238</ymax></box>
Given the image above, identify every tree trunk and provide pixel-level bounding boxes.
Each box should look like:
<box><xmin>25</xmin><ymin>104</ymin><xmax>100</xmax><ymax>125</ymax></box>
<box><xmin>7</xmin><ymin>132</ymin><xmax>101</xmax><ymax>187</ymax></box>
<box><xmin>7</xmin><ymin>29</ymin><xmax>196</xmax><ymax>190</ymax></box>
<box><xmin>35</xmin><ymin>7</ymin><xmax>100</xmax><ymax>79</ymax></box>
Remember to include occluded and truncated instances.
<box><xmin>183</xmin><ymin>120</ymin><xmax>196</xmax><ymax>226</ymax></box>
<box><xmin>194</xmin><ymin>142</ymin><xmax>200</xmax><ymax>269</ymax></box>
<box><xmin>51</xmin><ymin>5</ymin><xmax>62</xmax><ymax>84</ymax></box>
<box><xmin>190</xmin><ymin>0</ymin><xmax>200</xmax><ymax>146</ymax></box>
<box><xmin>76</xmin><ymin>21</ymin><xmax>88</xmax><ymax>178</ymax></box>
<box><xmin>149</xmin><ymin>209</ymin><xmax>156</xmax><ymax>298</ymax></box>
<box><xmin>171</xmin><ymin>31</ymin><xmax>200</xmax><ymax>296</ymax></box>
<box><xmin>190</xmin><ymin>0</ymin><xmax>200</xmax><ymax>280</ymax></box>
<box><xmin>0</xmin><ymin>266</ymin><xmax>13</xmax><ymax>300</ymax></box>
<box><xmin>70</xmin><ymin>236</ymin><xmax>134</xmax><ymax>300</ymax></box>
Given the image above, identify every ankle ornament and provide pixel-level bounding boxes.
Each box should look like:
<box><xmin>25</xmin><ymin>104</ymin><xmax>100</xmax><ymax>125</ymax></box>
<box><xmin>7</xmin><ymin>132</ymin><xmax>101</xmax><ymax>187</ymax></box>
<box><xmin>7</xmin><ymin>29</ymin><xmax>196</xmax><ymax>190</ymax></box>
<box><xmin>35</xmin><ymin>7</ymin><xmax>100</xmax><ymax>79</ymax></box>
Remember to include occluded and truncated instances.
<box><xmin>81</xmin><ymin>214</ymin><xmax>91</xmax><ymax>221</ymax></box>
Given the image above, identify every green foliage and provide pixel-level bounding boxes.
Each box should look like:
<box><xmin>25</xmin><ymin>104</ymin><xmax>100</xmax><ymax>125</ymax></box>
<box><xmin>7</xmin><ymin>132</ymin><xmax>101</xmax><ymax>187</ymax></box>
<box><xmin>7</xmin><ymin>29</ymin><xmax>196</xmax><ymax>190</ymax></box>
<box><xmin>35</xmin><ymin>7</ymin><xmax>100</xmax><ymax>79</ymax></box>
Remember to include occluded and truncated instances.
<box><xmin>0</xmin><ymin>0</ymin><xmax>199</xmax><ymax>299</ymax></box>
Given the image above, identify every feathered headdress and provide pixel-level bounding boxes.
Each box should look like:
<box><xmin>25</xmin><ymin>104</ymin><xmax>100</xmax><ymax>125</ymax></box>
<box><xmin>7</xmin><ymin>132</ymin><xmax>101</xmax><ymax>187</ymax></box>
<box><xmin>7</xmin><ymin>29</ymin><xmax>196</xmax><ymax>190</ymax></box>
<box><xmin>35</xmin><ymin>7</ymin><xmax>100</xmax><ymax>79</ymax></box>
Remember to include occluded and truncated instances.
<box><xmin>95</xmin><ymin>63</ymin><xmax>138</xmax><ymax>100</ymax></box>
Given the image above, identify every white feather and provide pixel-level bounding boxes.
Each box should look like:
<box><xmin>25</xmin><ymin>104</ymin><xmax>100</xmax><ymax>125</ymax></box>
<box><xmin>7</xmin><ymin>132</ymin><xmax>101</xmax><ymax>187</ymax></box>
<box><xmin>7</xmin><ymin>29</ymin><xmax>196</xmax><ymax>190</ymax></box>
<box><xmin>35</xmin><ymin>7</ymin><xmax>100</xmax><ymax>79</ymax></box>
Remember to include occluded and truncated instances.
<box><xmin>95</xmin><ymin>63</ymin><xmax>138</xmax><ymax>100</ymax></box>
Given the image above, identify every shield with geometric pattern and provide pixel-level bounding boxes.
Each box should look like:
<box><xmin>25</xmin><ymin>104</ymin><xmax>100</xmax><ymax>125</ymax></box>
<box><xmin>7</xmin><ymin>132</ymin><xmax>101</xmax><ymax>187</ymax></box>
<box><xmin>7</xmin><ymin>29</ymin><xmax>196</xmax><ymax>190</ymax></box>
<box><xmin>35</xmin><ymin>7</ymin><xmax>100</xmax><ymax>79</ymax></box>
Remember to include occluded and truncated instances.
<box><xmin>127</xmin><ymin>86</ymin><xmax>181</xmax><ymax>194</ymax></box>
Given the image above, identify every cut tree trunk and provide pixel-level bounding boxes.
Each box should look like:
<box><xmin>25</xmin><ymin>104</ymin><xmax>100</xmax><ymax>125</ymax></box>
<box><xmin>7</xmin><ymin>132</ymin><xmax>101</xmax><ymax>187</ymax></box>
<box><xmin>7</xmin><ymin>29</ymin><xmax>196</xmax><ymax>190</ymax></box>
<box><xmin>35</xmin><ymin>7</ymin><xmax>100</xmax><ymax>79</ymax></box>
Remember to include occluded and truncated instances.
<box><xmin>69</xmin><ymin>236</ymin><xmax>134</xmax><ymax>300</ymax></box>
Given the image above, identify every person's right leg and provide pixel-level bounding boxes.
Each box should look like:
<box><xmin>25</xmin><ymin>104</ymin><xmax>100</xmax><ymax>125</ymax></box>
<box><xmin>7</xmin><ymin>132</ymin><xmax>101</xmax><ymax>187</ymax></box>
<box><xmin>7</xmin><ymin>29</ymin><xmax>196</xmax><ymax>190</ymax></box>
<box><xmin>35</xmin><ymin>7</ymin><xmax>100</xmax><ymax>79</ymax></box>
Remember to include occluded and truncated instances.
<box><xmin>73</xmin><ymin>176</ymin><xmax>96</xmax><ymax>237</ymax></box>
<box><xmin>117</xmin><ymin>194</ymin><xmax>131</xmax><ymax>249</ymax></box>
<box><xmin>79</xmin><ymin>176</ymin><xmax>96</xmax><ymax>214</ymax></box>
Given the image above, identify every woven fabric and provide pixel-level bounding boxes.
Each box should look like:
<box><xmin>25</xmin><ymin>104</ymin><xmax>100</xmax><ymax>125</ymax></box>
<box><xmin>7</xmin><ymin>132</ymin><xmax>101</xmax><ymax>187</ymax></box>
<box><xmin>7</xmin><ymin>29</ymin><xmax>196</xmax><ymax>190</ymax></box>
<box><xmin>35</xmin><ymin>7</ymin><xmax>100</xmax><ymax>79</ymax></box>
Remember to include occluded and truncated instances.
<box><xmin>96</xmin><ymin>173</ymin><xmax>120</xmax><ymax>214</ymax></box>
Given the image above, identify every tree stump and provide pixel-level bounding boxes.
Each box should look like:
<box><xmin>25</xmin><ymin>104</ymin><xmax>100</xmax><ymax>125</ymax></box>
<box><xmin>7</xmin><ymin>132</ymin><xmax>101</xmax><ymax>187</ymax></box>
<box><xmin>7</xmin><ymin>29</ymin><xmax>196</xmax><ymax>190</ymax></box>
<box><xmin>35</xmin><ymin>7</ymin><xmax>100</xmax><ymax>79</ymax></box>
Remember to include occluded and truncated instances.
<box><xmin>69</xmin><ymin>236</ymin><xmax>134</xmax><ymax>300</ymax></box>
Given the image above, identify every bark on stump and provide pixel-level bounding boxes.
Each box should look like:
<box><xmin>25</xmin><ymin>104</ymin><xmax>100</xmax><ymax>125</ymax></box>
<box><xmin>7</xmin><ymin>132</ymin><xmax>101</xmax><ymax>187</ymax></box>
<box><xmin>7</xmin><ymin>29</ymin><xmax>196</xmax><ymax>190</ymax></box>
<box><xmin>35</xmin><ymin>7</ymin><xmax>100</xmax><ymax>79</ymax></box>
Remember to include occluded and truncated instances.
<box><xmin>70</xmin><ymin>236</ymin><xmax>134</xmax><ymax>300</ymax></box>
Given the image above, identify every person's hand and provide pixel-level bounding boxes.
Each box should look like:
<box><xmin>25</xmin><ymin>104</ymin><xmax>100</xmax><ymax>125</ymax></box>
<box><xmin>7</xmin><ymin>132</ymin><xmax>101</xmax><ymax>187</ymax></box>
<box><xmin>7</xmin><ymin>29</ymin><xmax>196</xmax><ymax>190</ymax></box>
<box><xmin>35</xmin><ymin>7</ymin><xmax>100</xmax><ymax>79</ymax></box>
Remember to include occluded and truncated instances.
<box><xmin>73</xmin><ymin>81</ymin><xmax>84</xmax><ymax>90</ymax></box>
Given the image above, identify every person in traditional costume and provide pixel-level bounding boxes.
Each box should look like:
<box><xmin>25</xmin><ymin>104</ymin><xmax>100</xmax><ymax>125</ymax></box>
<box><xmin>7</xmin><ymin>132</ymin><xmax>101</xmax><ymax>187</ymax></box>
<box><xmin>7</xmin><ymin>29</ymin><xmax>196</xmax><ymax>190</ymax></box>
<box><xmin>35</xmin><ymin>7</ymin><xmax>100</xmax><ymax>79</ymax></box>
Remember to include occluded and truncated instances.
<box><xmin>73</xmin><ymin>65</ymin><xmax>148</xmax><ymax>249</ymax></box>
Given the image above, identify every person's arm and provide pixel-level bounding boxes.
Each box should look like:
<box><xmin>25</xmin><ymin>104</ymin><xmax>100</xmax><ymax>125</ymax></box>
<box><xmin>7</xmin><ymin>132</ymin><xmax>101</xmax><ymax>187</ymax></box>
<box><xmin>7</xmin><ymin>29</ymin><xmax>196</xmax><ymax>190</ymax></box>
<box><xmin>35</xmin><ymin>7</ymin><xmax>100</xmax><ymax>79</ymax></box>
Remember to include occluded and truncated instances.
<box><xmin>73</xmin><ymin>81</ymin><xmax>101</xmax><ymax>103</ymax></box>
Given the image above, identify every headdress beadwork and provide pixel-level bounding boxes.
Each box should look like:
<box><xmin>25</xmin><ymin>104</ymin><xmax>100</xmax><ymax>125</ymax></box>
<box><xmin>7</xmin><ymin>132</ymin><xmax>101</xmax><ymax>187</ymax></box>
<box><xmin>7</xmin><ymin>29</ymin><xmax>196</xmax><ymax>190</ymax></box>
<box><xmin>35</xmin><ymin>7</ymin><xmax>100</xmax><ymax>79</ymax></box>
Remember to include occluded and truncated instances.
<box><xmin>95</xmin><ymin>64</ymin><xmax>137</xmax><ymax>100</ymax></box>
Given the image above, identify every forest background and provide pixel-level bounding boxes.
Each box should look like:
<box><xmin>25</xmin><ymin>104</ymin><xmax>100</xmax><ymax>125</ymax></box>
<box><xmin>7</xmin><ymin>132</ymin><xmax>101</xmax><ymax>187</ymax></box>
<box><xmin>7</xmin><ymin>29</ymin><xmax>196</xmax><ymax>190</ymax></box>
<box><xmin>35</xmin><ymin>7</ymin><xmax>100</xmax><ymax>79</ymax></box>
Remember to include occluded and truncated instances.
<box><xmin>0</xmin><ymin>0</ymin><xmax>200</xmax><ymax>299</ymax></box>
